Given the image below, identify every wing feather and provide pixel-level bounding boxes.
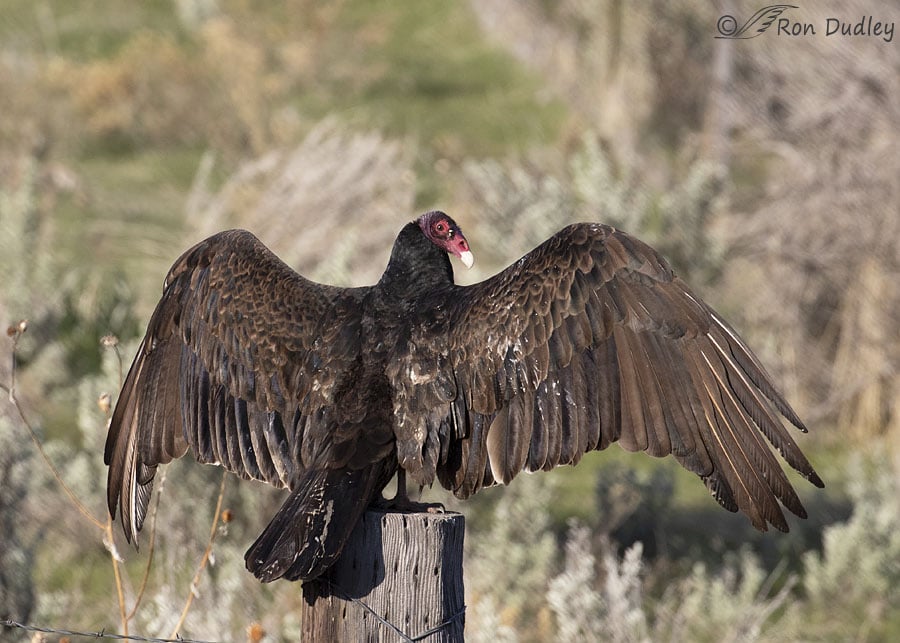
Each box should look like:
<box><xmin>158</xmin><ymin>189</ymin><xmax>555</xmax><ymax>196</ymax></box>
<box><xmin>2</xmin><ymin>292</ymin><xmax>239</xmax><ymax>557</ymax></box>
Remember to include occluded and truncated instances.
<box><xmin>630</xmin><ymin>329</ymin><xmax>673</xmax><ymax>458</ymax></box>
<box><xmin>557</xmin><ymin>349</ymin><xmax>586</xmax><ymax>466</ymax></box>
<box><xmin>689</xmin><ymin>345</ymin><xmax>777</xmax><ymax>529</ymax></box>
<box><xmin>460</xmin><ymin>413</ymin><xmax>492</xmax><ymax>497</ymax></box>
<box><xmin>577</xmin><ymin>350</ymin><xmax>602</xmax><ymax>454</ymax></box>
<box><xmin>542</xmin><ymin>378</ymin><xmax>566</xmax><ymax>470</ymax></box>
<box><xmin>613</xmin><ymin>324</ymin><xmax>649</xmax><ymax>453</ymax></box>
<box><xmin>525</xmin><ymin>390</ymin><xmax>550</xmax><ymax>472</ymax></box>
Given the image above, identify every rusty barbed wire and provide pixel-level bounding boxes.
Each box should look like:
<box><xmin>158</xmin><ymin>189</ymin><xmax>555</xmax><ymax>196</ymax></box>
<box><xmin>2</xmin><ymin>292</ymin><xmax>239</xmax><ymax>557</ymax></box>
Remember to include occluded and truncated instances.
<box><xmin>5</xmin><ymin>591</ymin><xmax>467</xmax><ymax>643</ymax></box>
<box><xmin>1</xmin><ymin>619</ymin><xmax>215</xmax><ymax>643</ymax></box>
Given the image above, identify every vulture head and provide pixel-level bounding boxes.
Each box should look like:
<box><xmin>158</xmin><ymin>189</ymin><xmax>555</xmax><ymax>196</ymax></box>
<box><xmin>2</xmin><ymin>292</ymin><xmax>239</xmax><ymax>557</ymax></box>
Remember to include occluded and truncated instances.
<box><xmin>417</xmin><ymin>210</ymin><xmax>474</xmax><ymax>268</ymax></box>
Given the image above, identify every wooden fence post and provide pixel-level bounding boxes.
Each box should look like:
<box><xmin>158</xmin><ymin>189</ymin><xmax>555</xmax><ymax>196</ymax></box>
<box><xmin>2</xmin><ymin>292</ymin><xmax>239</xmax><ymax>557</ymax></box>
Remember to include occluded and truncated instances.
<box><xmin>299</xmin><ymin>509</ymin><xmax>466</xmax><ymax>642</ymax></box>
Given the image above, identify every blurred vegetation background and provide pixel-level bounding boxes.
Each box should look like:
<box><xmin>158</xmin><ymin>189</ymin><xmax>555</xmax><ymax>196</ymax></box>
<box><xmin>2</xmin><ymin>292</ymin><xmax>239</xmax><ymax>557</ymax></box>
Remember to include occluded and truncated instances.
<box><xmin>1</xmin><ymin>0</ymin><xmax>898</xmax><ymax>641</ymax></box>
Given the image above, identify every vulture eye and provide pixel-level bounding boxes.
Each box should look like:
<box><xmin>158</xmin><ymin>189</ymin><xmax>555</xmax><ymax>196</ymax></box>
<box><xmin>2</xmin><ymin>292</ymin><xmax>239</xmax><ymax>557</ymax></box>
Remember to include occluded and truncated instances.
<box><xmin>434</xmin><ymin>221</ymin><xmax>447</xmax><ymax>234</ymax></box>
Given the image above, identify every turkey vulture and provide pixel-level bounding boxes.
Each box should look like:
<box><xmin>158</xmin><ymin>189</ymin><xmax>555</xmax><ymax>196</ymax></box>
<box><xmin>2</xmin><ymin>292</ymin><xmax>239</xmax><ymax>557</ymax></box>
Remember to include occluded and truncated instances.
<box><xmin>105</xmin><ymin>211</ymin><xmax>823</xmax><ymax>582</ymax></box>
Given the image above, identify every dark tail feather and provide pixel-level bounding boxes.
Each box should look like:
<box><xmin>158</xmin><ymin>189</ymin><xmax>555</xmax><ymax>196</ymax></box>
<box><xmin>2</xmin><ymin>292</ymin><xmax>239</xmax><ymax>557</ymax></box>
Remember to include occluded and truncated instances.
<box><xmin>244</xmin><ymin>465</ymin><xmax>382</xmax><ymax>582</ymax></box>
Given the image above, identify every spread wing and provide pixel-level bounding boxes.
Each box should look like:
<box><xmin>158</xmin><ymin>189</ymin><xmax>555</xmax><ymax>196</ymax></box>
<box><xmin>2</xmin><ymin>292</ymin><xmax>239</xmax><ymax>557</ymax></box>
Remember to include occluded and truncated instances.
<box><xmin>104</xmin><ymin>229</ymin><xmax>369</xmax><ymax>543</ymax></box>
<box><xmin>429</xmin><ymin>223</ymin><xmax>822</xmax><ymax>531</ymax></box>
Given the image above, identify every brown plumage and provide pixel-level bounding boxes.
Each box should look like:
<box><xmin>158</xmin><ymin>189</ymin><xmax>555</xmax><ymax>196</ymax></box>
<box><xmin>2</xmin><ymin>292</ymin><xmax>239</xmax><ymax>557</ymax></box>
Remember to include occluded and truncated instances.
<box><xmin>105</xmin><ymin>211</ymin><xmax>823</xmax><ymax>583</ymax></box>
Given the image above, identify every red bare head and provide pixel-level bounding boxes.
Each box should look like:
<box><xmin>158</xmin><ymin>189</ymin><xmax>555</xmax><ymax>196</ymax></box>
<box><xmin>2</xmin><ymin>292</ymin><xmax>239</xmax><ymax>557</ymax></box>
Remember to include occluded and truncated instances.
<box><xmin>417</xmin><ymin>211</ymin><xmax>474</xmax><ymax>269</ymax></box>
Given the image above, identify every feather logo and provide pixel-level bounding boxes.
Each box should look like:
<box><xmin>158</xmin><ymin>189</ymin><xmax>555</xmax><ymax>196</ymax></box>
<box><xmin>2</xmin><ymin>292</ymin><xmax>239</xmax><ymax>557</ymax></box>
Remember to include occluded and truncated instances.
<box><xmin>716</xmin><ymin>5</ymin><xmax>799</xmax><ymax>39</ymax></box>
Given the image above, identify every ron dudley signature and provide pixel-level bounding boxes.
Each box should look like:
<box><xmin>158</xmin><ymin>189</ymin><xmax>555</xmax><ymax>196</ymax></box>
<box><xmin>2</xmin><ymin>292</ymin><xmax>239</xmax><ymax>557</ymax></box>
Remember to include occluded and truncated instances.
<box><xmin>716</xmin><ymin>5</ymin><xmax>896</xmax><ymax>43</ymax></box>
<box><xmin>783</xmin><ymin>15</ymin><xmax>896</xmax><ymax>42</ymax></box>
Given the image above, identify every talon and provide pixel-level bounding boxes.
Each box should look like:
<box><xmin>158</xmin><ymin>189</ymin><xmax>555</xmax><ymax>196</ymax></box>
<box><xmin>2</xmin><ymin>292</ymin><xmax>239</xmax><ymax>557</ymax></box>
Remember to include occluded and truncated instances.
<box><xmin>375</xmin><ymin>470</ymin><xmax>445</xmax><ymax>513</ymax></box>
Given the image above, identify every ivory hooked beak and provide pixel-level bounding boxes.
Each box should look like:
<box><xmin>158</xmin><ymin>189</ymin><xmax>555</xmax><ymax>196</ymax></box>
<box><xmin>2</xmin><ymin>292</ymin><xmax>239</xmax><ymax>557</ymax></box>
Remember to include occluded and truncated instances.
<box><xmin>459</xmin><ymin>250</ymin><xmax>474</xmax><ymax>269</ymax></box>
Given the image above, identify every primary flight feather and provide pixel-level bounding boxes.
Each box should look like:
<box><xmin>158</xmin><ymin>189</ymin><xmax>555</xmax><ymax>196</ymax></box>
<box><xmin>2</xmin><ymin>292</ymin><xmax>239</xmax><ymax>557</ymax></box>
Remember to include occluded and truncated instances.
<box><xmin>105</xmin><ymin>211</ymin><xmax>823</xmax><ymax>582</ymax></box>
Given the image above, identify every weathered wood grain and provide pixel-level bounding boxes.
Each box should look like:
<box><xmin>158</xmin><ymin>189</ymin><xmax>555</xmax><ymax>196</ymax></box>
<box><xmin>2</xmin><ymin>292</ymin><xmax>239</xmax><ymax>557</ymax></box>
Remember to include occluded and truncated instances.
<box><xmin>300</xmin><ymin>510</ymin><xmax>465</xmax><ymax>642</ymax></box>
